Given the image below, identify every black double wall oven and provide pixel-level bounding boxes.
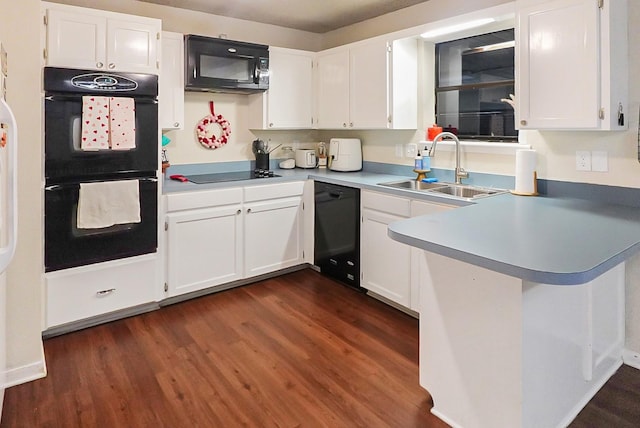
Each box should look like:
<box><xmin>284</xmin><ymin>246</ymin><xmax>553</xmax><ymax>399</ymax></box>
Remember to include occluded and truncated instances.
<box><xmin>44</xmin><ymin>67</ymin><xmax>158</xmax><ymax>272</ymax></box>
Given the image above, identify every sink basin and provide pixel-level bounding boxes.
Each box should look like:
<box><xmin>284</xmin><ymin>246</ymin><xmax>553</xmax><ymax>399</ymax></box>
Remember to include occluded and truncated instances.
<box><xmin>378</xmin><ymin>180</ymin><xmax>447</xmax><ymax>191</ymax></box>
<box><xmin>430</xmin><ymin>184</ymin><xmax>505</xmax><ymax>199</ymax></box>
<box><xmin>377</xmin><ymin>179</ymin><xmax>506</xmax><ymax>201</ymax></box>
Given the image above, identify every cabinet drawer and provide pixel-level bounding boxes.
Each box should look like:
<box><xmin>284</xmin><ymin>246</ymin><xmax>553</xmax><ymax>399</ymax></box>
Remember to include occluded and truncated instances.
<box><xmin>244</xmin><ymin>181</ymin><xmax>304</xmax><ymax>202</ymax></box>
<box><xmin>46</xmin><ymin>256</ymin><xmax>157</xmax><ymax>328</ymax></box>
<box><xmin>361</xmin><ymin>190</ymin><xmax>411</xmax><ymax>216</ymax></box>
<box><xmin>166</xmin><ymin>187</ymin><xmax>243</xmax><ymax>212</ymax></box>
<box><xmin>411</xmin><ymin>200</ymin><xmax>455</xmax><ymax>216</ymax></box>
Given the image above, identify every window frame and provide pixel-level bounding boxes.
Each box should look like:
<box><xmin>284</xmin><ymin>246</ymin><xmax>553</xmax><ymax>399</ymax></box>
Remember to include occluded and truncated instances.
<box><xmin>434</xmin><ymin>29</ymin><xmax>517</xmax><ymax>142</ymax></box>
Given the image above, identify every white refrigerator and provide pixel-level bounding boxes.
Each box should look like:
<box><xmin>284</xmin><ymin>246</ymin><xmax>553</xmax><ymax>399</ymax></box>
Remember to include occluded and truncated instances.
<box><xmin>0</xmin><ymin>73</ymin><xmax>18</xmax><ymax>413</ymax></box>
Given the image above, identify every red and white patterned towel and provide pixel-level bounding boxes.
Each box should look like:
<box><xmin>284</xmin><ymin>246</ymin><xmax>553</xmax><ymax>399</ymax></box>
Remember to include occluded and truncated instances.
<box><xmin>81</xmin><ymin>96</ymin><xmax>110</xmax><ymax>150</ymax></box>
<box><xmin>109</xmin><ymin>97</ymin><xmax>136</xmax><ymax>150</ymax></box>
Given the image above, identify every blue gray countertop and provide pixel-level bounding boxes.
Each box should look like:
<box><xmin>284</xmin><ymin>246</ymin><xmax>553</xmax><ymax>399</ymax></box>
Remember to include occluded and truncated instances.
<box><xmin>162</xmin><ymin>167</ymin><xmax>473</xmax><ymax>206</ymax></box>
<box><xmin>162</xmin><ymin>165</ymin><xmax>640</xmax><ymax>286</ymax></box>
<box><xmin>388</xmin><ymin>194</ymin><xmax>640</xmax><ymax>285</ymax></box>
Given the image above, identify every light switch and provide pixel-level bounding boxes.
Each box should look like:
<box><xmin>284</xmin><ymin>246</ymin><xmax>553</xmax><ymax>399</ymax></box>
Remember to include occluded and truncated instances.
<box><xmin>591</xmin><ymin>150</ymin><xmax>608</xmax><ymax>172</ymax></box>
<box><xmin>406</xmin><ymin>143</ymin><xmax>417</xmax><ymax>158</ymax></box>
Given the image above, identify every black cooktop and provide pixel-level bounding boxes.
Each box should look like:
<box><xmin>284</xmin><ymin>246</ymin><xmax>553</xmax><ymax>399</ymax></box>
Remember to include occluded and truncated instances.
<box><xmin>185</xmin><ymin>170</ymin><xmax>280</xmax><ymax>184</ymax></box>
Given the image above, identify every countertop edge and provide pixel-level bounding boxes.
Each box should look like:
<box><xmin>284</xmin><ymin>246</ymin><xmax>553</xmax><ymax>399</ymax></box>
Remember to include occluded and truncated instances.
<box><xmin>388</xmin><ymin>224</ymin><xmax>640</xmax><ymax>286</ymax></box>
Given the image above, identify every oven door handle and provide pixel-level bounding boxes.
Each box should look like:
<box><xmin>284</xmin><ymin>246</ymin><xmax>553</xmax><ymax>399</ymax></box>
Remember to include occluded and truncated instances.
<box><xmin>45</xmin><ymin>95</ymin><xmax>157</xmax><ymax>105</ymax></box>
<box><xmin>45</xmin><ymin>177</ymin><xmax>157</xmax><ymax>191</ymax></box>
<box><xmin>0</xmin><ymin>98</ymin><xmax>18</xmax><ymax>273</ymax></box>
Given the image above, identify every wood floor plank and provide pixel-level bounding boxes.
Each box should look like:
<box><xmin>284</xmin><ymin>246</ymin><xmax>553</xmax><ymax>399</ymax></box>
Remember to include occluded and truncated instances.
<box><xmin>1</xmin><ymin>269</ymin><xmax>638</xmax><ymax>427</ymax></box>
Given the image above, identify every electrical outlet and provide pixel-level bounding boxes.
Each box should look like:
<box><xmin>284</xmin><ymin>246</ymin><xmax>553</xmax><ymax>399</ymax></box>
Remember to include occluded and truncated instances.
<box><xmin>406</xmin><ymin>143</ymin><xmax>417</xmax><ymax>158</ymax></box>
<box><xmin>575</xmin><ymin>151</ymin><xmax>591</xmax><ymax>171</ymax></box>
<box><xmin>591</xmin><ymin>150</ymin><xmax>608</xmax><ymax>172</ymax></box>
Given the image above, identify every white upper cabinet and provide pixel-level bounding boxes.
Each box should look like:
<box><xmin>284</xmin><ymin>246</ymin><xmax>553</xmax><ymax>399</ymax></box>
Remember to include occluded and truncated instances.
<box><xmin>316</xmin><ymin>48</ymin><xmax>351</xmax><ymax>129</ymax></box>
<box><xmin>516</xmin><ymin>0</ymin><xmax>628</xmax><ymax>130</ymax></box>
<box><xmin>248</xmin><ymin>47</ymin><xmax>314</xmax><ymax>129</ymax></box>
<box><xmin>159</xmin><ymin>31</ymin><xmax>185</xmax><ymax>130</ymax></box>
<box><xmin>349</xmin><ymin>40</ymin><xmax>389</xmax><ymax>129</ymax></box>
<box><xmin>105</xmin><ymin>18</ymin><xmax>159</xmax><ymax>73</ymax></box>
<box><xmin>316</xmin><ymin>37</ymin><xmax>417</xmax><ymax>130</ymax></box>
<box><xmin>45</xmin><ymin>8</ymin><xmax>107</xmax><ymax>70</ymax></box>
<box><xmin>44</xmin><ymin>3</ymin><xmax>161</xmax><ymax>74</ymax></box>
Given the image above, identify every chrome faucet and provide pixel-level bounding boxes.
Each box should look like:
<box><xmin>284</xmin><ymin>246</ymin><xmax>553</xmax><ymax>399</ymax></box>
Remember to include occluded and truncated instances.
<box><xmin>429</xmin><ymin>132</ymin><xmax>469</xmax><ymax>184</ymax></box>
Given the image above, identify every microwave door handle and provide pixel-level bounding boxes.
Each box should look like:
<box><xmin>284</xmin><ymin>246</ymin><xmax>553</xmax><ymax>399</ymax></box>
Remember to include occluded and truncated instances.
<box><xmin>252</xmin><ymin>59</ymin><xmax>260</xmax><ymax>84</ymax></box>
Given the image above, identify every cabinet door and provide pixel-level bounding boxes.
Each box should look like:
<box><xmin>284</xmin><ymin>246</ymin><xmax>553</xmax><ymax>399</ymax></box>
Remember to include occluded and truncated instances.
<box><xmin>244</xmin><ymin>197</ymin><xmax>303</xmax><ymax>278</ymax></box>
<box><xmin>516</xmin><ymin>0</ymin><xmax>599</xmax><ymax>129</ymax></box>
<box><xmin>46</xmin><ymin>9</ymin><xmax>107</xmax><ymax>70</ymax></box>
<box><xmin>266</xmin><ymin>48</ymin><xmax>313</xmax><ymax>128</ymax></box>
<box><xmin>361</xmin><ymin>208</ymin><xmax>411</xmax><ymax>307</ymax></box>
<box><xmin>316</xmin><ymin>49</ymin><xmax>350</xmax><ymax>129</ymax></box>
<box><xmin>106</xmin><ymin>18</ymin><xmax>159</xmax><ymax>73</ymax></box>
<box><xmin>160</xmin><ymin>31</ymin><xmax>185</xmax><ymax>130</ymax></box>
<box><xmin>350</xmin><ymin>39</ymin><xmax>390</xmax><ymax>129</ymax></box>
<box><xmin>166</xmin><ymin>206</ymin><xmax>243</xmax><ymax>297</ymax></box>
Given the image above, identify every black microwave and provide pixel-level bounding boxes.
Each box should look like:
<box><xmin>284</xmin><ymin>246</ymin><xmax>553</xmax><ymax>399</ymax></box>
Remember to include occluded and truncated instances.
<box><xmin>185</xmin><ymin>35</ymin><xmax>269</xmax><ymax>94</ymax></box>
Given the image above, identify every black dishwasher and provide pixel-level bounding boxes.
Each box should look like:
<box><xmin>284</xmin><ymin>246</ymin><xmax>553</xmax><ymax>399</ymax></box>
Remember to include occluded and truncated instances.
<box><xmin>314</xmin><ymin>182</ymin><xmax>361</xmax><ymax>290</ymax></box>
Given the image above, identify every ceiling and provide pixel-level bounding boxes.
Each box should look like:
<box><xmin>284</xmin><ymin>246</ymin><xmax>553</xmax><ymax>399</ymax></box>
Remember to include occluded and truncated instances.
<box><xmin>136</xmin><ymin>0</ymin><xmax>432</xmax><ymax>33</ymax></box>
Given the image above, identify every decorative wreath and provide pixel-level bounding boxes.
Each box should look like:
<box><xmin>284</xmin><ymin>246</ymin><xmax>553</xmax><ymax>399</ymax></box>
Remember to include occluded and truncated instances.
<box><xmin>196</xmin><ymin>101</ymin><xmax>231</xmax><ymax>149</ymax></box>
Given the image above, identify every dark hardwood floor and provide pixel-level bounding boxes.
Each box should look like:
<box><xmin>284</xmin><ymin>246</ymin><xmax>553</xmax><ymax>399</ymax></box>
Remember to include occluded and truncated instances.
<box><xmin>1</xmin><ymin>269</ymin><xmax>639</xmax><ymax>427</ymax></box>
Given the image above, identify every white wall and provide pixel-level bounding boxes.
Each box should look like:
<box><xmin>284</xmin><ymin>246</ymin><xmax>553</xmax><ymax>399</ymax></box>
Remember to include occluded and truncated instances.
<box><xmin>0</xmin><ymin>0</ymin><xmax>47</xmax><ymax>385</ymax></box>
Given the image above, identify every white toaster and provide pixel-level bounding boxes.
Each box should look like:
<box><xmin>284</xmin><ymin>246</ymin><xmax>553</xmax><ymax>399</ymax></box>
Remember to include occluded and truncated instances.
<box><xmin>295</xmin><ymin>149</ymin><xmax>317</xmax><ymax>168</ymax></box>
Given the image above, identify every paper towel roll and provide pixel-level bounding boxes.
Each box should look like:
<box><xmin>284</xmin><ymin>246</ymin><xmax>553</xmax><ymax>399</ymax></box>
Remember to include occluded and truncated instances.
<box><xmin>514</xmin><ymin>149</ymin><xmax>538</xmax><ymax>195</ymax></box>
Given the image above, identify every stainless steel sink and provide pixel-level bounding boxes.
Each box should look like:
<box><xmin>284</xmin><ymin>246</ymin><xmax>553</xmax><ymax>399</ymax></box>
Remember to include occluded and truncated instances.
<box><xmin>378</xmin><ymin>180</ymin><xmax>448</xmax><ymax>191</ymax></box>
<box><xmin>430</xmin><ymin>184</ymin><xmax>505</xmax><ymax>199</ymax></box>
<box><xmin>377</xmin><ymin>179</ymin><xmax>506</xmax><ymax>201</ymax></box>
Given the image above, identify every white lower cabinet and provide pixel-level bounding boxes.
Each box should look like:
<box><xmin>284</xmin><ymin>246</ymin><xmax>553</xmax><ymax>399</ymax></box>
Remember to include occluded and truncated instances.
<box><xmin>45</xmin><ymin>255</ymin><xmax>157</xmax><ymax>328</ymax></box>
<box><xmin>164</xmin><ymin>181</ymin><xmax>306</xmax><ymax>298</ymax></box>
<box><xmin>244</xmin><ymin>196</ymin><xmax>303</xmax><ymax>277</ymax></box>
<box><xmin>166</xmin><ymin>205</ymin><xmax>243</xmax><ymax>296</ymax></box>
<box><xmin>360</xmin><ymin>190</ymin><xmax>455</xmax><ymax>312</ymax></box>
<box><xmin>361</xmin><ymin>191</ymin><xmax>412</xmax><ymax>307</ymax></box>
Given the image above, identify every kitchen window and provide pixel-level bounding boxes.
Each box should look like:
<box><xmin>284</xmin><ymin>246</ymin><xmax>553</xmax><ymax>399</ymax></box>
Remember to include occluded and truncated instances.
<box><xmin>435</xmin><ymin>29</ymin><xmax>517</xmax><ymax>142</ymax></box>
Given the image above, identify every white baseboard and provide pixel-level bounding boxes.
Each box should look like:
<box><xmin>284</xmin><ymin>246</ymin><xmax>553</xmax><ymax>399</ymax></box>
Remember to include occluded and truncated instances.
<box><xmin>623</xmin><ymin>348</ymin><xmax>640</xmax><ymax>370</ymax></box>
<box><xmin>1</xmin><ymin>345</ymin><xmax>47</xmax><ymax>389</ymax></box>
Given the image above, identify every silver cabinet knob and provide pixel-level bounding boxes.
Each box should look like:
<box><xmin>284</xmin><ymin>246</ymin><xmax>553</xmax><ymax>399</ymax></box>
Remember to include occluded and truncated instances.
<box><xmin>174</xmin><ymin>122</ymin><xmax>180</xmax><ymax>128</ymax></box>
<box><xmin>269</xmin><ymin>123</ymin><xmax>274</xmax><ymax>128</ymax></box>
<box><xmin>247</xmin><ymin>208</ymin><xmax>252</xmax><ymax>214</ymax></box>
<box><xmin>236</xmin><ymin>209</ymin><xmax>241</xmax><ymax>215</ymax></box>
<box><xmin>108</xmin><ymin>63</ymin><xmax>116</xmax><ymax>69</ymax></box>
<box><xmin>520</xmin><ymin>120</ymin><xmax>527</xmax><ymax>126</ymax></box>
<box><xmin>343</xmin><ymin>123</ymin><xmax>347</xmax><ymax>128</ymax></box>
<box><xmin>96</xmin><ymin>62</ymin><xmax>104</xmax><ymax>68</ymax></box>
<box><xmin>349</xmin><ymin>122</ymin><xmax>354</xmax><ymax>128</ymax></box>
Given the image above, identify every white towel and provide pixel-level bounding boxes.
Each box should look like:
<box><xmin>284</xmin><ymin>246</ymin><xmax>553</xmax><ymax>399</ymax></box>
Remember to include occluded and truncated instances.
<box><xmin>81</xmin><ymin>96</ymin><xmax>110</xmax><ymax>150</ymax></box>
<box><xmin>77</xmin><ymin>180</ymin><xmax>141</xmax><ymax>229</ymax></box>
<box><xmin>109</xmin><ymin>97</ymin><xmax>136</xmax><ymax>150</ymax></box>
